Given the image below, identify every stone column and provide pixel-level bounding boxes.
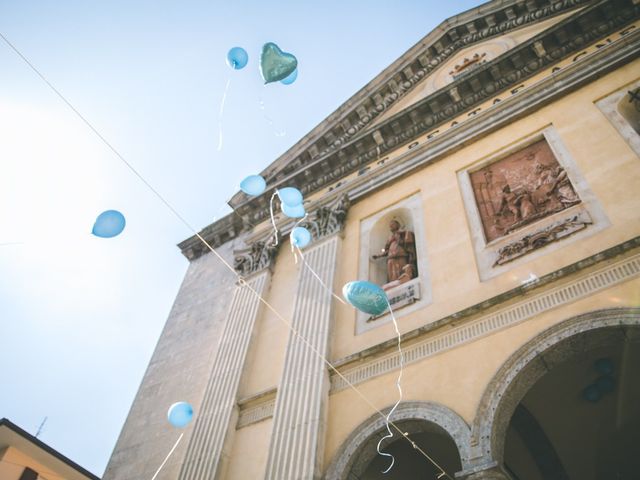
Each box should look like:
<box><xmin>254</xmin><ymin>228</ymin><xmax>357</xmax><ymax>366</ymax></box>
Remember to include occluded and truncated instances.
<box><xmin>264</xmin><ymin>195</ymin><xmax>349</xmax><ymax>480</ymax></box>
<box><xmin>179</xmin><ymin>235</ymin><xmax>278</xmax><ymax>480</ymax></box>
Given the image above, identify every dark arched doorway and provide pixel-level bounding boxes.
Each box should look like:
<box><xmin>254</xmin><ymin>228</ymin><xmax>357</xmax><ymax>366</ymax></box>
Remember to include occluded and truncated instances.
<box><xmin>358</xmin><ymin>420</ymin><xmax>461</xmax><ymax>479</ymax></box>
<box><xmin>325</xmin><ymin>401</ymin><xmax>472</xmax><ymax>480</ymax></box>
<box><xmin>504</xmin><ymin>325</ymin><xmax>640</xmax><ymax>479</ymax></box>
<box><xmin>469</xmin><ymin>308</ymin><xmax>640</xmax><ymax>480</ymax></box>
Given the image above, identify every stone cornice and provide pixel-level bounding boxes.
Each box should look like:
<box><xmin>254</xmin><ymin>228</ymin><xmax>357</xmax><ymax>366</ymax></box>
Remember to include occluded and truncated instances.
<box><xmin>179</xmin><ymin>0</ymin><xmax>639</xmax><ymax>260</ymax></box>
<box><xmin>232</xmin><ymin>0</ymin><xmax>592</xmax><ymax>200</ymax></box>
<box><xmin>330</xmin><ymin>237</ymin><xmax>640</xmax><ymax>391</ymax></box>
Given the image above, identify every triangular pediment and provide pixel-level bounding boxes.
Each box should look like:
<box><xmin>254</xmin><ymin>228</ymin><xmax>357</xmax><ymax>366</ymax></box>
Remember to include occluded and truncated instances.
<box><xmin>228</xmin><ymin>0</ymin><xmax>590</xmax><ymax>208</ymax></box>
<box><xmin>368</xmin><ymin>9</ymin><xmax>577</xmax><ymax>128</ymax></box>
<box><xmin>180</xmin><ymin>0</ymin><xmax>640</xmax><ymax>259</ymax></box>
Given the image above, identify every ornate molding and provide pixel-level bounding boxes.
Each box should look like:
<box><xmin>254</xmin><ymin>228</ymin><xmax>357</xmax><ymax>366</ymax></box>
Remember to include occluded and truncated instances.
<box><xmin>493</xmin><ymin>212</ymin><xmax>592</xmax><ymax>266</ymax></box>
<box><xmin>330</xmin><ymin>249</ymin><xmax>640</xmax><ymax>393</ymax></box>
<box><xmin>300</xmin><ymin>193</ymin><xmax>350</xmax><ymax>241</ymax></box>
<box><xmin>232</xmin><ymin>232</ymin><xmax>279</xmax><ymax>276</ymax></box>
<box><xmin>179</xmin><ymin>0</ymin><xmax>640</xmax><ymax>260</ymax></box>
<box><xmin>239</xmin><ymin>0</ymin><xmax>592</xmax><ymax>191</ymax></box>
<box><xmin>230</xmin><ymin>0</ymin><xmax>638</xmax><ymax>225</ymax></box>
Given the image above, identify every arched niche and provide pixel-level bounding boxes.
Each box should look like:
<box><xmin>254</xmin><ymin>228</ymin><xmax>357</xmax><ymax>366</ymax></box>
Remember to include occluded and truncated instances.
<box><xmin>465</xmin><ymin>307</ymin><xmax>640</xmax><ymax>478</ymax></box>
<box><xmin>357</xmin><ymin>193</ymin><xmax>432</xmax><ymax>334</ymax></box>
<box><xmin>324</xmin><ymin>401</ymin><xmax>472</xmax><ymax>480</ymax></box>
<box><xmin>368</xmin><ymin>208</ymin><xmax>417</xmax><ymax>286</ymax></box>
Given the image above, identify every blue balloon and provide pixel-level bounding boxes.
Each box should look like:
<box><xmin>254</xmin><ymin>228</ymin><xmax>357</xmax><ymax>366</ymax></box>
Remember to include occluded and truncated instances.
<box><xmin>278</xmin><ymin>187</ymin><xmax>303</xmax><ymax>206</ymax></box>
<box><xmin>260</xmin><ymin>42</ymin><xmax>298</xmax><ymax>84</ymax></box>
<box><xmin>280</xmin><ymin>68</ymin><xmax>298</xmax><ymax>85</ymax></box>
<box><xmin>92</xmin><ymin>210</ymin><xmax>126</xmax><ymax>238</ymax></box>
<box><xmin>291</xmin><ymin>226</ymin><xmax>311</xmax><ymax>248</ymax></box>
<box><xmin>594</xmin><ymin>358</ymin><xmax>613</xmax><ymax>375</ymax></box>
<box><xmin>168</xmin><ymin>401</ymin><xmax>193</xmax><ymax>428</ymax></box>
<box><xmin>282</xmin><ymin>202</ymin><xmax>305</xmax><ymax>218</ymax></box>
<box><xmin>227</xmin><ymin>47</ymin><xmax>248</xmax><ymax>70</ymax></box>
<box><xmin>343</xmin><ymin>281</ymin><xmax>389</xmax><ymax>316</ymax></box>
<box><xmin>240</xmin><ymin>175</ymin><xmax>266</xmax><ymax>196</ymax></box>
<box><xmin>582</xmin><ymin>384</ymin><xmax>601</xmax><ymax>403</ymax></box>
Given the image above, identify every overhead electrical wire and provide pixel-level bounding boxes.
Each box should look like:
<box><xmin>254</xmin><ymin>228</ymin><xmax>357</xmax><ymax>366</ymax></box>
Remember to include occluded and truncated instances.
<box><xmin>0</xmin><ymin>31</ymin><xmax>453</xmax><ymax>479</ymax></box>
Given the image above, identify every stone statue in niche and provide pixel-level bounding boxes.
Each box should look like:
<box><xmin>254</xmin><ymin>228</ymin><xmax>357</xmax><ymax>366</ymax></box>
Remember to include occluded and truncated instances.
<box><xmin>371</xmin><ymin>220</ymin><xmax>417</xmax><ymax>285</ymax></box>
<box><xmin>470</xmin><ymin>139</ymin><xmax>581</xmax><ymax>243</ymax></box>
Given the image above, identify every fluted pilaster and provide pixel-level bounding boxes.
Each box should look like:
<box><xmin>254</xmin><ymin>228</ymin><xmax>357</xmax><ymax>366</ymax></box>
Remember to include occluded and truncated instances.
<box><xmin>179</xmin><ymin>270</ymin><xmax>269</xmax><ymax>480</ymax></box>
<box><xmin>264</xmin><ymin>235</ymin><xmax>340</xmax><ymax>479</ymax></box>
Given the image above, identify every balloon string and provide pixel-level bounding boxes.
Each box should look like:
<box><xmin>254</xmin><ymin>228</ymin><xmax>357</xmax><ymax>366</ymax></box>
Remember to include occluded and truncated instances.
<box><xmin>258</xmin><ymin>95</ymin><xmax>286</xmax><ymax>137</ymax></box>
<box><xmin>151</xmin><ymin>432</ymin><xmax>184</xmax><ymax>480</ymax></box>
<box><xmin>217</xmin><ymin>77</ymin><xmax>232</xmax><ymax>151</ymax></box>
<box><xmin>293</xmin><ymin>244</ymin><xmax>347</xmax><ymax>305</ymax></box>
<box><xmin>269</xmin><ymin>191</ymin><xmax>280</xmax><ymax>246</ymax></box>
<box><xmin>0</xmin><ymin>31</ymin><xmax>452</xmax><ymax>480</ymax></box>
<box><xmin>376</xmin><ymin>300</ymin><xmax>404</xmax><ymax>474</ymax></box>
<box><xmin>290</xmin><ymin>214</ymin><xmax>308</xmax><ymax>264</ymax></box>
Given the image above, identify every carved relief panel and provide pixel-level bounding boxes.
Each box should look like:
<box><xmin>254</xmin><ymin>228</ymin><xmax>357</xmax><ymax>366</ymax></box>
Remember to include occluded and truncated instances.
<box><xmin>470</xmin><ymin>139</ymin><xmax>581</xmax><ymax>243</ymax></box>
<box><xmin>459</xmin><ymin>127</ymin><xmax>609</xmax><ymax>281</ymax></box>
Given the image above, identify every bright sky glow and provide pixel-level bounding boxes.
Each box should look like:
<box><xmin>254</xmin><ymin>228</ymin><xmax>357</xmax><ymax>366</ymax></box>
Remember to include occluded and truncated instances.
<box><xmin>1</xmin><ymin>0</ymin><xmax>481</xmax><ymax>475</ymax></box>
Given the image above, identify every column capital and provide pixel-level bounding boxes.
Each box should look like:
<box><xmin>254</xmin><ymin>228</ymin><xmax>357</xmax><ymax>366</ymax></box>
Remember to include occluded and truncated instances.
<box><xmin>233</xmin><ymin>232</ymin><xmax>279</xmax><ymax>276</ymax></box>
<box><xmin>301</xmin><ymin>193</ymin><xmax>350</xmax><ymax>242</ymax></box>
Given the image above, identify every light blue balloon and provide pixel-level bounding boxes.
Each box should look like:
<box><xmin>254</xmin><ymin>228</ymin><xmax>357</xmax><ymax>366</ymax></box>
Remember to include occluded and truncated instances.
<box><xmin>343</xmin><ymin>281</ymin><xmax>389</xmax><ymax>316</ymax></box>
<box><xmin>282</xmin><ymin>202</ymin><xmax>305</xmax><ymax>218</ymax></box>
<box><xmin>278</xmin><ymin>187</ymin><xmax>303</xmax><ymax>206</ymax></box>
<box><xmin>260</xmin><ymin>42</ymin><xmax>298</xmax><ymax>84</ymax></box>
<box><xmin>168</xmin><ymin>401</ymin><xmax>193</xmax><ymax>428</ymax></box>
<box><xmin>240</xmin><ymin>175</ymin><xmax>266</xmax><ymax>196</ymax></box>
<box><xmin>291</xmin><ymin>226</ymin><xmax>311</xmax><ymax>248</ymax></box>
<box><xmin>227</xmin><ymin>47</ymin><xmax>248</xmax><ymax>70</ymax></box>
<box><xmin>92</xmin><ymin>210</ymin><xmax>126</xmax><ymax>238</ymax></box>
<box><xmin>280</xmin><ymin>68</ymin><xmax>298</xmax><ymax>85</ymax></box>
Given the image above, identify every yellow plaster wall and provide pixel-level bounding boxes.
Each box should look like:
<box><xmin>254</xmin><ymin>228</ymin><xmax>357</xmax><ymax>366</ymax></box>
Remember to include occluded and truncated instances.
<box><xmin>225</xmin><ymin>419</ymin><xmax>273</xmax><ymax>480</ymax></box>
<box><xmin>332</xmin><ymin>58</ymin><xmax>640</xmax><ymax>360</ymax></box>
<box><xmin>323</xmin><ymin>277</ymin><xmax>640</xmax><ymax>469</ymax></box>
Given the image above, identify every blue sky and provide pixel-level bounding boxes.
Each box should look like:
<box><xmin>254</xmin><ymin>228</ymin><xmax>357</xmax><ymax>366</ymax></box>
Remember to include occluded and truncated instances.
<box><xmin>1</xmin><ymin>0</ymin><xmax>481</xmax><ymax>475</ymax></box>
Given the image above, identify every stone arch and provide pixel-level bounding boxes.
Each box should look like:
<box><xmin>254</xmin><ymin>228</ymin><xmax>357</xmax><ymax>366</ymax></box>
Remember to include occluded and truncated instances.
<box><xmin>324</xmin><ymin>401</ymin><xmax>473</xmax><ymax>480</ymax></box>
<box><xmin>467</xmin><ymin>307</ymin><xmax>640</xmax><ymax>473</ymax></box>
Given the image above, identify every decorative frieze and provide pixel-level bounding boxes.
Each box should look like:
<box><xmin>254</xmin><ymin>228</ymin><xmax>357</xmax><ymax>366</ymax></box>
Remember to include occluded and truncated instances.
<box><xmin>331</xmin><ymin>251</ymin><xmax>640</xmax><ymax>393</ymax></box>
<box><xmin>237</xmin><ymin>389</ymin><xmax>277</xmax><ymax>429</ymax></box>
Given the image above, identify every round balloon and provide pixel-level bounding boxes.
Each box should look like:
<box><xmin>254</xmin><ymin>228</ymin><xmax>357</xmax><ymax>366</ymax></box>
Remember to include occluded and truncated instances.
<box><xmin>240</xmin><ymin>175</ymin><xmax>266</xmax><ymax>196</ymax></box>
<box><xmin>168</xmin><ymin>401</ymin><xmax>193</xmax><ymax>428</ymax></box>
<box><xmin>227</xmin><ymin>47</ymin><xmax>248</xmax><ymax>69</ymax></box>
<box><xmin>280</xmin><ymin>68</ymin><xmax>298</xmax><ymax>85</ymax></box>
<box><xmin>92</xmin><ymin>210</ymin><xmax>126</xmax><ymax>238</ymax></box>
<box><xmin>278</xmin><ymin>187</ymin><xmax>303</xmax><ymax>206</ymax></box>
<box><xmin>343</xmin><ymin>281</ymin><xmax>389</xmax><ymax>316</ymax></box>
<box><xmin>582</xmin><ymin>384</ymin><xmax>601</xmax><ymax>403</ymax></box>
<box><xmin>282</xmin><ymin>202</ymin><xmax>305</xmax><ymax>218</ymax></box>
<box><xmin>260</xmin><ymin>42</ymin><xmax>298</xmax><ymax>84</ymax></box>
<box><xmin>291</xmin><ymin>226</ymin><xmax>311</xmax><ymax>248</ymax></box>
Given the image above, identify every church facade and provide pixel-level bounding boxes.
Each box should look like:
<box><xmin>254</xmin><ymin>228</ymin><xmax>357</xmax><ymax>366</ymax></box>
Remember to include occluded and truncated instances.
<box><xmin>105</xmin><ymin>0</ymin><xmax>640</xmax><ymax>478</ymax></box>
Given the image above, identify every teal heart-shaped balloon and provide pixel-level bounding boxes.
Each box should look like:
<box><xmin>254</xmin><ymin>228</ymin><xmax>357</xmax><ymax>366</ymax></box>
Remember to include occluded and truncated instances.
<box><xmin>260</xmin><ymin>42</ymin><xmax>298</xmax><ymax>84</ymax></box>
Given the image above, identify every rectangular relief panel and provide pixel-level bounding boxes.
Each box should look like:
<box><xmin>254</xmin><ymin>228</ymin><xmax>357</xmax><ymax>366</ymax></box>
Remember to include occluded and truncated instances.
<box><xmin>459</xmin><ymin>126</ymin><xmax>609</xmax><ymax>281</ymax></box>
